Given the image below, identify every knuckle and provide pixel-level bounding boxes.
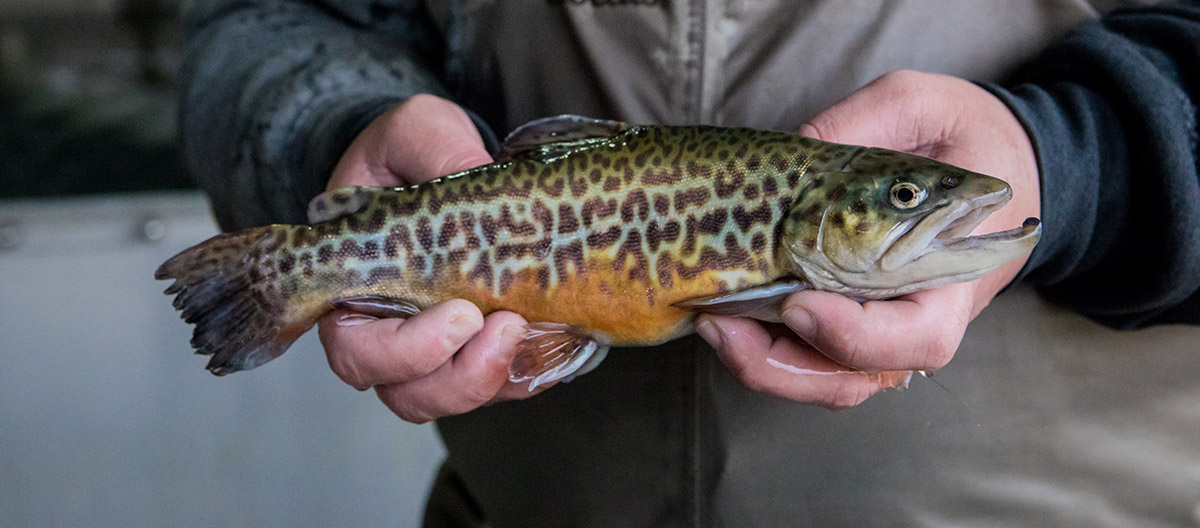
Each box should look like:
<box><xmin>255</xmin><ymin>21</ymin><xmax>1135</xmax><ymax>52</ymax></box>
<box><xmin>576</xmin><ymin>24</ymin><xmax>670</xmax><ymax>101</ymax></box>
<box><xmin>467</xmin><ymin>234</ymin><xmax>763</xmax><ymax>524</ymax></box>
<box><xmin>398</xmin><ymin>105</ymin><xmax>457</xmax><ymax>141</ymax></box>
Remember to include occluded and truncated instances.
<box><xmin>383</xmin><ymin>102</ymin><xmax>411</xmax><ymax>128</ymax></box>
<box><xmin>390</xmin><ymin>329</ymin><xmax>451</xmax><ymax>376</ymax></box>
<box><xmin>719</xmin><ymin>351</ymin><xmax>747</xmax><ymax>379</ymax></box>
<box><xmin>402</xmin><ymin>93</ymin><xmax>440</xmax><ymax>111</ymax></box>
<box><xmin>396</xmin><ymin>410</ymin><xmax>432</xmax><ymax>425</ymax></box>
<box><xmin>920</xmin><ymin>333</ymin><xmax>960</xmax><ymax>370</ymax></box>
<box><xmin>804</xmin><ymin>115</ymin><xmax>835</xmax><ymax>140</ymax></box>
<box><xmin>458</xmin><ymin>382</ymin><xmax>498</xmax><ymax>410</ymax></box>
<box><xmin>879</xmin><ymin>69</ymin><xmax>925</xmax><ymax>88</ymax></box>
<box><xmin>414</xmin><ymin>342</ymin><xmax>454</xmax><ymax>373</ymax></box>
<box><xmin>736</xmin><ymin>377</ymin><xmax>769</xmax><ymax>396</ymax></box>
<box><xmin>441</xmin><ymin>298</ymin><xmax>475</xmax><ymax>314</ymax></box>
<box><xmin>388</xmin><ymin>94</ymin><xmax>447</xmax><ymax>129</ymax></box>
<box><xmin>715</xmin><ymin>347</ymin><xmax>758</xmax><ymax>390</ymax></box>
<box><xmin>725</xmin><ymin>348</ymin><xmax>778</xmax><ymax>396</ymax></box>
<box><xmin>493</xmin><ymin>382</ymin><xmax>536</xmax><ymax>402</ymax></box>
<box><xmin>383</xmin><ymin>394</ymin><xmax>433</xmax><ymax>424</ymax></box>
<box><xmin>819</xmin><ymin>384</ymin><xmax>874</xmax><ymax>411</ymax></box>
<box><xmin>736</xmin><ymin>369</ymin><xmax>770</xmax><ymax>395</ymax></box>
<box><xmin>825</xmin><ymin>329</ymin><xmax>868</xmax><ymax>367</ymax></box>
<box><xmin>325</xmin><ymin>348</ymin><xmax>371</xmax><ymax>390</ymax></box>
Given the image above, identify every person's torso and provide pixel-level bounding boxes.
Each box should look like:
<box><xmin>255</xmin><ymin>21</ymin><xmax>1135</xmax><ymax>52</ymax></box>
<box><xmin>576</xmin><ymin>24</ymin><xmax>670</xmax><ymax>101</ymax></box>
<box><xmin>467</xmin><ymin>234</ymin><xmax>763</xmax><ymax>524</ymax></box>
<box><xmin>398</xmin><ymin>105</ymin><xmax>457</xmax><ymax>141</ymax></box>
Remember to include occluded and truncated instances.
<box><xmin>418</xmin><ymin>3</ymin><xmax>1200</xmax><ymax>527</ymax></box>
<box><xmin>426</xmin><ymin>0</ymin><xmax>1116</xmax><ymax>132</ymax></box>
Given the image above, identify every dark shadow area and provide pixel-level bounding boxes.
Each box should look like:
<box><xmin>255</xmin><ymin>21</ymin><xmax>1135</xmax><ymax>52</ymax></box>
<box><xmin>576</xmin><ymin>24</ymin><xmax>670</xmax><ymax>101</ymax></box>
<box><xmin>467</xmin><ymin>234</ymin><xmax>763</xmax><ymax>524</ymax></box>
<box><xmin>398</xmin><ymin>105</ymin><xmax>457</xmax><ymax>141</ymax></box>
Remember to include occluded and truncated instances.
<box><xmin>0</xmin><ymin>0</ymin><xmax>193</xmax><ymax>198</ymax></box>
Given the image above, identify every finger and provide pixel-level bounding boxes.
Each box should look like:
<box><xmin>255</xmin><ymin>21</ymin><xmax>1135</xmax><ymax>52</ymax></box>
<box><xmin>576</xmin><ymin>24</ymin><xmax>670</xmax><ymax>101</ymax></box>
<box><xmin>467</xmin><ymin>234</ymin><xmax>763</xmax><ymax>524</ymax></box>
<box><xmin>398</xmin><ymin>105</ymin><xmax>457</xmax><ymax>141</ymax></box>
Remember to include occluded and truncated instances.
<box><xmin>779</xmin><ymin>285</ymin><xmax>972</xmax><ymax>372</ymax></box>
<box><xmin>318</xmin><ymin>299</ymin><xmax>483</xmax><ymax>390</ymax></box>
<box><xmin>374</xmin><ymin>311</ymin><xmax>528</xmax><ymax>423</ymax></box>
<box><xmin>697</xmin><ymin>315</ymin><xmax>909</xmax><ymax>410</ymax></box>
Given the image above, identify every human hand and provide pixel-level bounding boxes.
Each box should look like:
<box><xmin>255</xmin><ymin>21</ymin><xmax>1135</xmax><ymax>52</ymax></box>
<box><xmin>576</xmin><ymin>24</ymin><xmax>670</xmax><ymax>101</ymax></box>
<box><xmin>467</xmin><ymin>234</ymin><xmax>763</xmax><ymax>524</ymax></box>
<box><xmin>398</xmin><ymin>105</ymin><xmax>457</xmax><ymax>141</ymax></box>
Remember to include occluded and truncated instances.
<box><xmin>319</xmin><ymin>94</ymin><xmax>543</xmax><ymax>423</ymax></box>
<box><xmin>697</xmin><ymin>70</ymin><xmax>1041</xmax><ymax>410</ymax></box>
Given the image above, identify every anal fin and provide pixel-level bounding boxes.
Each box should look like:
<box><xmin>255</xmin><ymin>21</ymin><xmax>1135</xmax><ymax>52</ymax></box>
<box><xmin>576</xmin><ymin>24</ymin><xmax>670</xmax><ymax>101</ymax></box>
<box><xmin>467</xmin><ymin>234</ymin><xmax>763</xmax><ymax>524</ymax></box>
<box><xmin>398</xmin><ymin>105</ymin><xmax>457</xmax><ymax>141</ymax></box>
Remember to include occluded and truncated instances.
<box><xmin>673</xmin><ymin>280</ymin><xmax>809</xmax><ymax>322</ymax></box>
<box><xmin>509</xmin><ymin>323</ymin><xmax>610</xmax><ymax>391</ymax></box>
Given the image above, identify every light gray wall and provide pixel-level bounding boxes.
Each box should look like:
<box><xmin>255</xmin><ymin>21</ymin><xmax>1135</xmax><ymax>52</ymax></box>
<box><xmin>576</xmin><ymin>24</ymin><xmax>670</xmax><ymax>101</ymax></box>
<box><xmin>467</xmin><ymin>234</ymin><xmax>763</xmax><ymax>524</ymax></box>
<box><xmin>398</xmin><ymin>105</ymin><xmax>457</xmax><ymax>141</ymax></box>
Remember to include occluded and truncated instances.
<box><xmin>0</xmin><ymin>193</ymin><xmax>444</xmax><ymax>527</ymax></box>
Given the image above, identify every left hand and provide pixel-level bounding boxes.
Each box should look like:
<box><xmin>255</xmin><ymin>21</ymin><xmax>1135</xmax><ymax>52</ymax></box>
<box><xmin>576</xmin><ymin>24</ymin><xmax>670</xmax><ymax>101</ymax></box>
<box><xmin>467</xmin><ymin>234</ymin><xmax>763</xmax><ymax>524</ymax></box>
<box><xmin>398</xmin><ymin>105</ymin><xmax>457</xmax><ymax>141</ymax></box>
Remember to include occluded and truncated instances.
<box><xmin>695</xmin><ymin>70</ymin><xmax>1041</xmax><ymax>410</ymax></box>
<box><xmin>318</xmin><ymin>95</ymin><xmax>543</xmax><ymax>423</ymax></box>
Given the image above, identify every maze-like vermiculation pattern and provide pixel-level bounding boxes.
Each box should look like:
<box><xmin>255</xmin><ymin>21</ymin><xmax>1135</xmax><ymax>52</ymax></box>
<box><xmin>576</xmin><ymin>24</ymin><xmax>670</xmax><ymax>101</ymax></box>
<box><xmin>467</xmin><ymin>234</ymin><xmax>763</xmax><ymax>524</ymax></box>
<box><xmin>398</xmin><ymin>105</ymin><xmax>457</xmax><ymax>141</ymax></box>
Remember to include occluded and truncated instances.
<box><xmin>256</xmin><ymin>126</ymin><xmax>855</xmax><ymax>346</ymax></box>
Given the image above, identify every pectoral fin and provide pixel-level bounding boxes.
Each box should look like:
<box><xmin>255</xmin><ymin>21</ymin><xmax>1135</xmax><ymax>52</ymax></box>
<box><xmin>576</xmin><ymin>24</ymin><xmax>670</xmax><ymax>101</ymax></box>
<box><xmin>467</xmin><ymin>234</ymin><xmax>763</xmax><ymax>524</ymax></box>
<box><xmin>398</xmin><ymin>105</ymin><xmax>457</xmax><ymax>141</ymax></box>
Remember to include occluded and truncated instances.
<box><xmin>329</xmin><ymin>295</ymin><xmax>422</xmax><ymax>319</ymax></box>
<box><xmin>509</xmin><ymin>323</ymin><xmax>610</xmax><ymax>391</ymax></box>
<box><xmin>673</xmin><ymin>280</ymin><xmax>810</xmax><ymax>322</ymax></box>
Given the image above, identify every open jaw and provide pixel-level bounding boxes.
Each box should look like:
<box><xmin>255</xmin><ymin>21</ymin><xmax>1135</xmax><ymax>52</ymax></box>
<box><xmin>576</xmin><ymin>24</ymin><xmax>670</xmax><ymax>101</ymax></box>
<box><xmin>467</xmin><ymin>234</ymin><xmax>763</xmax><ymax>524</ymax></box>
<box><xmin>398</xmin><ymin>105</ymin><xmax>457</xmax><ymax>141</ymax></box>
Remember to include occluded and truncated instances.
<box><xmin>878</xmin><ymin>187</ymin><xmax>1040</xmax><ymax>284</ymax></box>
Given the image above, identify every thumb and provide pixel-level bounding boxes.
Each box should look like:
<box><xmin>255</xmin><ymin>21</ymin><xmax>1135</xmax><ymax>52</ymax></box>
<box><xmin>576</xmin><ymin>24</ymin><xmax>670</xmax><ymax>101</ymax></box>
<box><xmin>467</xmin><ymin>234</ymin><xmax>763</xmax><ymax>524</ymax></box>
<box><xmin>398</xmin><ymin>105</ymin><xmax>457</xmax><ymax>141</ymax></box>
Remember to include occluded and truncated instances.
<box><xmin>798</xmin><ymin>70</ymin><xmax>953</xmax><ymax>155</ymax></box>
<box><xmin>332</xmin><ymin>94</ymin><xmax>493</xmax><ymax>188</ymax></box>
<box><xmin>379</xmin><ymin>94</ymin><xmax>493</xmax><ymax>183</ymax></box>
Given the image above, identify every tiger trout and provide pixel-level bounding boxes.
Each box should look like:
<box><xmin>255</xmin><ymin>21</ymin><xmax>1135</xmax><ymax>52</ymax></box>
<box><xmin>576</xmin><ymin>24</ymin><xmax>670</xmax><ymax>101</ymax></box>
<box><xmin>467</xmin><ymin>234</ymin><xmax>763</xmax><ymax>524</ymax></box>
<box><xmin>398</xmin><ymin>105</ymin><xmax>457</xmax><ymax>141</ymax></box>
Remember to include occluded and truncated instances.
<box><xmin>157</xmin><ymin>115</ymin><xmax>1041</xmax><ymax>389</ymax></box>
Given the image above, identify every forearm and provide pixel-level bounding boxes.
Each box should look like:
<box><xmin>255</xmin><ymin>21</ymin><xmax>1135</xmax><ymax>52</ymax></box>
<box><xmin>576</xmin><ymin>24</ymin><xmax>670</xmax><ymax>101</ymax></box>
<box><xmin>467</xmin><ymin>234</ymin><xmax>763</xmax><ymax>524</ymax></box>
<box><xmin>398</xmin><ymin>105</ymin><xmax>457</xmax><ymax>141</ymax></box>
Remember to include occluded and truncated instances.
<box><xmin>179</xmin><ymin>0</ymin><xmax>449</xmax><ymax>230</ymax></box>
<box><xmin>985</xmin><ymin>1</ymin><xmax>1200</xmax><ymax>328</ymax></box>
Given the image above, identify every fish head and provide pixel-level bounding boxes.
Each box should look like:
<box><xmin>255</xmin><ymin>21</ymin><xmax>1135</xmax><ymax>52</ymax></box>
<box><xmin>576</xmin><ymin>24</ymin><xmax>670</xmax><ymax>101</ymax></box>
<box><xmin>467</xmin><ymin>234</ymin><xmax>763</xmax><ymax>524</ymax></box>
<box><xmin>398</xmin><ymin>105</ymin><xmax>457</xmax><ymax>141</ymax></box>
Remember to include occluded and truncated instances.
<box><xmin>782</xmin><ymin>147</ymin><xmax>1041</xmax><ymax>299</ymax></box>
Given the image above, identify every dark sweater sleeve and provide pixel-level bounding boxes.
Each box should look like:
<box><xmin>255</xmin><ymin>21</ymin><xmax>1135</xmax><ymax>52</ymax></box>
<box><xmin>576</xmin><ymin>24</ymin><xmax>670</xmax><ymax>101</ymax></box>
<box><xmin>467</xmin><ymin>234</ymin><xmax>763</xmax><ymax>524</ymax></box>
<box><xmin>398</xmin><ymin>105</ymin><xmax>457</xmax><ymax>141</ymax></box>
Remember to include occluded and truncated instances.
<box><xmin>179</xmin><ymin>0</ymin><xmax>450</xmax><ymax>231</ymax></box>
<box><xmin>984</xmin><ymin>2</ymin><xmax>1200</xmax><ymax>328</ymax></box>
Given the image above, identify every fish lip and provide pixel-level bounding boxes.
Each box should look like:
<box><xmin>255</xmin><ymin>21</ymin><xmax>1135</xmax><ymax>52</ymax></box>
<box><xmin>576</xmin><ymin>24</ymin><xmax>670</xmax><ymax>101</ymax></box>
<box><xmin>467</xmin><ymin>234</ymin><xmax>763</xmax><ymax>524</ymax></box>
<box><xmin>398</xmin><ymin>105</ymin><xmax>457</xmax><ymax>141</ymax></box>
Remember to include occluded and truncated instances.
<box><xmin>932</xmin><ymin>216</ymin><xmax>1042</xmax><ymax>250</ymax></box>
<box><xmin>871</xmin><ymin>217</ymin><xmax>1041</xmax><ymax>297</ymax></box>
<box><xmin>879</xmin><ymin>187</ymin><xmax>1012</xmax><ymax>271</ymax></box>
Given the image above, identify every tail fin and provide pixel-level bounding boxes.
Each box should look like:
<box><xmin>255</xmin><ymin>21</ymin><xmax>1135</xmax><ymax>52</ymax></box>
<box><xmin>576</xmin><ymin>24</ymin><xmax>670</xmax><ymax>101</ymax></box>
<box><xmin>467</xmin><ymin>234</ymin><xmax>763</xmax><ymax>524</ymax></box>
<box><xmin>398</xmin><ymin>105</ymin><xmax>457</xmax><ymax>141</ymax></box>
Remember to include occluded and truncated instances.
<box><xmin>156</xmin><ymin>226</ymin><xmax>306</xmax><ymax>375</ymax></box>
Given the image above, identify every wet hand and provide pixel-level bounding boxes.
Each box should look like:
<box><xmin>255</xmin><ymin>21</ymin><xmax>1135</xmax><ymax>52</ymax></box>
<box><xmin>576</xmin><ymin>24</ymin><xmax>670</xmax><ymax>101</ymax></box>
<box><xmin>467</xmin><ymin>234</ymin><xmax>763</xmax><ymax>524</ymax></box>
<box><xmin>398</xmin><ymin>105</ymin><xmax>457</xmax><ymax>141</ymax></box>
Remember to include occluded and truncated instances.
<box><xmin>698</xmin><ymin>70</ymin><xmax>1040</xmax><ymax>410</ymax></box>
<box><xmin>319</xmin><ymin>94</ymin><xmax>542</xmax><ymax>423</ymax></box>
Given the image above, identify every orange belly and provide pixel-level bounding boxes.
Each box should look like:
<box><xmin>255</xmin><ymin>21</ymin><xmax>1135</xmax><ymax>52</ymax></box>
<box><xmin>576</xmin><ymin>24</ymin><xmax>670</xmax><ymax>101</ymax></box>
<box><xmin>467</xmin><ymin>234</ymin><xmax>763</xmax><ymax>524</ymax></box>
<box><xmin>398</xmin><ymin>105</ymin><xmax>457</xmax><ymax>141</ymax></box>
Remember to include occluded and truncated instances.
<box><xmin>439</xmin><ymin>255</ymin><xmax>765</xmax><ymax>346</ymax></box>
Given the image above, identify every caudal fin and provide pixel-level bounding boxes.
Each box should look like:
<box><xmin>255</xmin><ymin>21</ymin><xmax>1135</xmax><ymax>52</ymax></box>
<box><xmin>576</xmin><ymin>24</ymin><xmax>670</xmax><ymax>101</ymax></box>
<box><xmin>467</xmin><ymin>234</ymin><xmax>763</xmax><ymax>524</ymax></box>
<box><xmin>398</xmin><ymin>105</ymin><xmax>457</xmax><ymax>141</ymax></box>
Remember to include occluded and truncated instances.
<box><xmin>156</xmin><ymin>226</ymin><xmax>305</xmax><ymax>375</ymax></box>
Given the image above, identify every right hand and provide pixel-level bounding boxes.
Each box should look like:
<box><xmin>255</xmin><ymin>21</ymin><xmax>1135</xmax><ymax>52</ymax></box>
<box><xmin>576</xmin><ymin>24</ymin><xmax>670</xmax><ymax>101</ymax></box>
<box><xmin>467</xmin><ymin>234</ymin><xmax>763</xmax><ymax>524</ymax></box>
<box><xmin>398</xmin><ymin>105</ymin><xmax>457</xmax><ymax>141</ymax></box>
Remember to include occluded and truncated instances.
<box><xmin>318</xmin><ymin>94</ymin><xmax>544</xmax><ymax>424</ymax></box>
<box><xmin>697</xmin><ymin>71</ymin><xmax>1040</xmax><ymax>410</ymax></box>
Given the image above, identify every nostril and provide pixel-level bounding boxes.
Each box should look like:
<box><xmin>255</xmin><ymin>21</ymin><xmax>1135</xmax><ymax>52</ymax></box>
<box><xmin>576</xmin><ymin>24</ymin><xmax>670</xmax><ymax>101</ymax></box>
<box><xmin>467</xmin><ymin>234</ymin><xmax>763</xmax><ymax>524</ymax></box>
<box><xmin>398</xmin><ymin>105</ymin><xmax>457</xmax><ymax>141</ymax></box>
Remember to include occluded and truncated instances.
<box><xmin>941</xmin><ymin>175</ymin><xmax>962</xmax><ymax>188</ymax></box>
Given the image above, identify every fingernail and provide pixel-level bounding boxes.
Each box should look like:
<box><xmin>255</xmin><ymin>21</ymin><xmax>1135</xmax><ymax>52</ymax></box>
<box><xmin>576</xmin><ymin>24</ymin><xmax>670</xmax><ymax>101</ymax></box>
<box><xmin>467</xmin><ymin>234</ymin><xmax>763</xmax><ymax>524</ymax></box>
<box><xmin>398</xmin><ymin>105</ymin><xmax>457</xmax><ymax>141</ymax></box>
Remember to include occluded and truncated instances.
<box><xmin>490</xmin><ymin>324</ymin><xmax>527</xmax><ymax>363</ymax></box>
<box><xmin>501</xmin><ymin>324</ymin><xmax>526</xmax><ymax>343</ymax></box>
<box><xmin>783</xmin><ymin>305</ymin><xmax>816</xmax><ymax>337</ymax></box>
<box><xmin>336</xmin><ymin>314</ymin><xmax>378</xmax><ymax>327</ymax></box>
<box><xmin>695</xmin><ymin>318</ymin><xmax>724</xmax><ymax>350</ymax></box>
<box><xmin>443</xmin><ymin>314</ymin><xmax>476</xmax><ymax>349</ymax></box>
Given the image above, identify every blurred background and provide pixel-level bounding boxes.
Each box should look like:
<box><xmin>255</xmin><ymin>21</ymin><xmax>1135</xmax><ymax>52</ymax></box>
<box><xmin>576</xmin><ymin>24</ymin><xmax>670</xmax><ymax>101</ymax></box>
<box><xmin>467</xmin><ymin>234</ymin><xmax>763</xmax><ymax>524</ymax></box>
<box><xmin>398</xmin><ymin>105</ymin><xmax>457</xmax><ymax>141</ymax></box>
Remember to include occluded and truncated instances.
<box><xmin>2</xmin><ymin>1</ymin><xmax>1199</xmax><ymax>527</ymax></box>
<box><xmin>0</xmin><ymin>1</ymin><xmax>443</xmax><ymax>526</ymax></box>
<box><xmin>0</xmin><ymin>0</ymin><xmax>191</xmax><ymax>198</ymax></box>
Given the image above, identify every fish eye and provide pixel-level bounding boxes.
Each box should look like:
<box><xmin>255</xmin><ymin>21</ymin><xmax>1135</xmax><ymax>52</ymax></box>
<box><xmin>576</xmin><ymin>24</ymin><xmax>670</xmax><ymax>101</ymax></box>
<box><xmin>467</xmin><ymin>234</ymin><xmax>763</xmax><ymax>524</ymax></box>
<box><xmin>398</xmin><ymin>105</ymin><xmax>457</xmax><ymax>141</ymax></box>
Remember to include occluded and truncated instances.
<box><xmin>889</xmin><ymin>182</ymin><xmax>927</xmax><ymax>209</ymax></box>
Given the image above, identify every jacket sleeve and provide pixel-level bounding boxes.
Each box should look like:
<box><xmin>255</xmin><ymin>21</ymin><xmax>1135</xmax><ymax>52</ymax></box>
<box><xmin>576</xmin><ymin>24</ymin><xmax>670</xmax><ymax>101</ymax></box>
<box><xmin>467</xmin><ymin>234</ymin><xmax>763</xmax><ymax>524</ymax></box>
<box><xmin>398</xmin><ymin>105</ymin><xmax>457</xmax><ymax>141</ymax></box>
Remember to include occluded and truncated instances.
<box><xmin>179</xmin><ymin>0</ymin><xmax>450</xmax><ymax>230</ymax></box>
<box><xmin>984</xmin><ymin>1</ymin><xmax>1200</xmax><ymax>328</ymax></box>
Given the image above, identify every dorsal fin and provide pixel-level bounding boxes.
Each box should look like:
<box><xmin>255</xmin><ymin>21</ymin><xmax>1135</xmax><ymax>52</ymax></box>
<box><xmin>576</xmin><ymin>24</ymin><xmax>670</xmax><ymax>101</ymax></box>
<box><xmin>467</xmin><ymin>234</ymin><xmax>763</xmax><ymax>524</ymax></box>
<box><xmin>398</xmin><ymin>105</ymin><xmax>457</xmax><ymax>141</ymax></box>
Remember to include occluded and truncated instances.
<box><xmin>307</xmin><ymin>186</ymin><xmax>375</xmax><ymax>224</ymax></box>
<box><xmin>497</xmin><ymin>115</ymin><xmax>628</xmax><ymax>163</ymax></box>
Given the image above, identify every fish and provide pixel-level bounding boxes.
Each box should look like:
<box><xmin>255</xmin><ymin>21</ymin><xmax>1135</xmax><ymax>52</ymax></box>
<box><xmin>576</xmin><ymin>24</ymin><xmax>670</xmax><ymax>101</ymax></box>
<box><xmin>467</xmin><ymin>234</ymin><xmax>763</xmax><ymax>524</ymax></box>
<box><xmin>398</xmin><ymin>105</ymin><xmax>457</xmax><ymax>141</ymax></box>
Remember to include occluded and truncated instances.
<box><xmin>156</xmin><ymin>115</ymin><xmax>1041</xmax><ymax>389</ymax></box>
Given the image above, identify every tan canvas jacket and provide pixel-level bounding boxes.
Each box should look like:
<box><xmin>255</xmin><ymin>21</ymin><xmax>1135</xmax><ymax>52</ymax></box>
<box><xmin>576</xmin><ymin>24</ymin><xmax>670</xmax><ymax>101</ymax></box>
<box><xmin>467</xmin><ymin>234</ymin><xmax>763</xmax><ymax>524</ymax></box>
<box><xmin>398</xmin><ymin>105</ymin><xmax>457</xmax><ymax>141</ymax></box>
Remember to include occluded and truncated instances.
<box><xmin>427</xmin><ymin>0</ymin><xmax>1116</xmax><ymax>130</ymax></box>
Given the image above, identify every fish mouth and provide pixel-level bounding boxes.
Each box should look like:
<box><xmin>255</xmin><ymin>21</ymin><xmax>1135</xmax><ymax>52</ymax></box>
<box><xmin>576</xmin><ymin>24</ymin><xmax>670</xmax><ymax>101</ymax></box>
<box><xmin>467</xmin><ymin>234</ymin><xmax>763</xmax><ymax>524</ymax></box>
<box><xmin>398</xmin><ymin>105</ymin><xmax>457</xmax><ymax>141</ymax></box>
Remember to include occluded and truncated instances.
<box><xmin>880</xmin><ymin>186</ymin><xmax>1029</xmax><ymax>273</ymax></box>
